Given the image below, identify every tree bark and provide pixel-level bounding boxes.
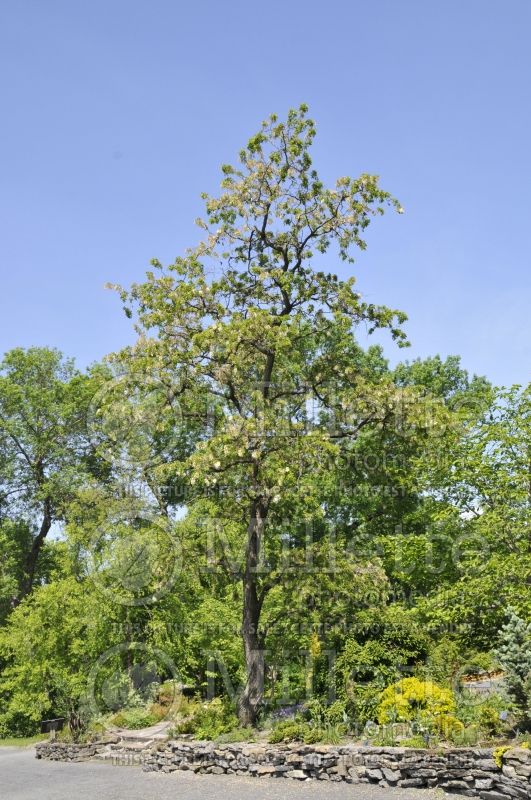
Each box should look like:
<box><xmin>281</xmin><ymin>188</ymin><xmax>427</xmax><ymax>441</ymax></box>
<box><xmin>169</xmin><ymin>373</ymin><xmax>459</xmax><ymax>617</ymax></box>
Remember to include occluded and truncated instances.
<box><xmin>18</xmin><ymin>498</ymin><xmax>52</xmax><ymax>601</ymax></box>
<box><xmin>238</xmin><ymin>499</ymin><xmax>267</xmax><ymax>727</ymax></box>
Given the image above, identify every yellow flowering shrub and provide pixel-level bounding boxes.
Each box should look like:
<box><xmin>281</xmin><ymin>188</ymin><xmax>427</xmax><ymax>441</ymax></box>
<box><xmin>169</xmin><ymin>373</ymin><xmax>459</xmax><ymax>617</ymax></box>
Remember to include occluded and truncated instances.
<box><xmin>377</xmin><ymin>677</ymin><xmax>455</xmax><ymax>724</ymax></box>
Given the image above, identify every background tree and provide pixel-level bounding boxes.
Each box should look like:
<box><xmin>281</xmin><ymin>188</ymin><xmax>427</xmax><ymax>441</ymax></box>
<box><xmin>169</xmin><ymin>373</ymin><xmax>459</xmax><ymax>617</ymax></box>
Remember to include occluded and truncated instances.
<box><xmin>418</xmin><ymin>384</ymin><xmax>531</xmax><ymax>644</ymax></box>
<box><xmin>0</xmin><ymin>348</ymin><xmax>95</xmax><ymax>602</ymax></box>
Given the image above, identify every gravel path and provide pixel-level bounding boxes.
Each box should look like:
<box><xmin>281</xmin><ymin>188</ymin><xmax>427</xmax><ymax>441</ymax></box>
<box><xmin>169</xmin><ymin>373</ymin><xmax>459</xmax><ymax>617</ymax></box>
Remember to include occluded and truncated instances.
<box><xmin>0</xmin><ymin>746</ymin><xmax>450</xmax><ymax>800</ymax></box>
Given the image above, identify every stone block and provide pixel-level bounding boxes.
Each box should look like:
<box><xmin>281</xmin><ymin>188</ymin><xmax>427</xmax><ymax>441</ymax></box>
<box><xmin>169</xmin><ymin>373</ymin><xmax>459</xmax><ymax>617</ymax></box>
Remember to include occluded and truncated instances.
<box><xmin>476</xmin><ymin>779</ymin><xmax>494</xmax><ymax>790</ymax></box>
<box><xmin>286</xmin><ymin>769</ymin><xmax>307</xmax><ymax>779</ymax></box>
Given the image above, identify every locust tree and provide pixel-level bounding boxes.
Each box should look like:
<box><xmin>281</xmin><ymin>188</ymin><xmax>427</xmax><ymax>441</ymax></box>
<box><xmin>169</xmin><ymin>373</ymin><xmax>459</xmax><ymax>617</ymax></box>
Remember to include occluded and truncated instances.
<box><xmin>114</xmin><ymin>106</ymin><xmax>411</xmax><ymax>725</ymax></box>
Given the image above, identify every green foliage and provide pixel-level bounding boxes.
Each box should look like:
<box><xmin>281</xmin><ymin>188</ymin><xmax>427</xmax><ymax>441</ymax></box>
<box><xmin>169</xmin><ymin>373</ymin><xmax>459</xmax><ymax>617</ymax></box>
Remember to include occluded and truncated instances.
<box><xmin>435</xmin><ymin>713</ymin><xmax>464</xmax><ymax>741</ymax></box>
<box><xmin>0</xmin><ymin>578</ymin><xmax>106</xmax><ymax>736</ymax></box>
<box><xmin>110</xmin><ymin>708</ymin><xmax>161</xmax><ymax>729</ymax></box>
<box><xmin>268</xmin><ymin>720</ymin><xmax>310</xmax><ymax>743</ymax></box>
<box><xmin>215</xmin><ymin>727</ymin><xmax>256</xmax><ymax>743</ymax></box>
<box><xmin>174</xmin><ymin>698</ymin><xmax>238</xmax><ymax>740</ymax></box>
<box><xmin>399</xmin><ymin>735</ymin><xmax>429</xmax><ymax>748</ymax></box>
<box><xmin>268</xmin><ymin>720</ymin><xmax>303</xmax><ymax>743</ymax></box>
<box><xmin>377</xmin><ymin>677</ymin><xmax>455</xmax><ymax>724</ymax></box>
<box><xmin>0</xmin><ymin>348</ymin><xmax>101</xmax><ymax>604</ymax></box>
<box><xmin>267</xmin><ymin>716</ymin><xmax>347</xmax><ymax>745</ymax></box>
<box><xmin>334</xmin><ymin>608</ymin><xmax>430</xmax><ymax>725</ymax></box>
<box><xmin>0</xmin><ymin>734</ymin><xmax>47</xmax><ymax>747</ymax></box>
<box><xmin>493</xmin><ymin>746</ymin><xmax>510</xmax><ymax>769</ymax></box>
<box><xmin>495</xmin><ymin>608</ymin><xmax>531</xmax><ymax>719</ymax></box>
<box><xmin>478</xmin><ymin>706</ymin><xmax>504</xmax><ymax>737</ymax></box>
<box><xmin>458</xmin><ymin>725</ymin><xmax>481</xmax><ymax>746</ymax></box>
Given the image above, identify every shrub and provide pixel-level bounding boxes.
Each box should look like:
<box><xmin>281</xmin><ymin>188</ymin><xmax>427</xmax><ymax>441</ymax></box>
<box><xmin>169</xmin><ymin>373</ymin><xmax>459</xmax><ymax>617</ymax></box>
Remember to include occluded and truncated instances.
<box><xmin>174</xmin><ymin>717</ymin><xmax>195</xmax><ymax>735</ymax></box>
<box><xmin>436</xmin><ymin>713</ymin><xmax>464</xmax><ymax>741</ymax></box>
<box><xmin>0</xmin><ymin>710</ymin><xmax>39</xmax><ymax>739</ymax></box>
<box><xmin>157</xmin><ymin>681</ymin><xmax>180</xmax><ymax>707</ymax></box>
<box><xmin>268</xmin><ymin>721</ymin><xmax>306</xmax><ymax>743</ymax></box>
<box><xmin>493</xmin><ymin>745</ymin><xmax>510</xmax><ymax>769</ymax></box>
<box><xmin>110</xmin><ymin>708</ymin><xmax>160</xmax><ymax>729</ymax></box>
<box><xmin>459</xmin><ymin>725</ymin><xmax>480</xmax><ymax>746</ymax></box>
<box><xmin>377</xmin><ymin>677</ymin><xmax>455</xmax><ymax>724</ymax></box>
<box><xmin>400</xmin><ymin>735</ymin><xmax>429</xmax><ymax>748</ymax></box>
<box><xmin>334</xmin><ymin>610</ymin><xmax>431</xmax><ymax>728</ymax></box>
<box><xmin>323</xmin><ymin>724</ymin><xmax>349</xmax><ymax>744</ymax></box>
<box><xmin>302</xmin><ymin>727</ymin><xmax>322</xmax><ymax>744</ymax></box>
<box><xmin>268</xmin><ymin>718</ymin><xmax>346</xmax><ymax>745</ymax></box>
<box><xmin>304</xmin><ymin>698</ymin><xmax>349</xmax><ymax>727</ymax></box>
<box><xmin>479</xmin><ymin>706</ymin><xmax>504</xmax><ymax>737</ymax></box>
<box><xmin>173</xmin><ymin>698</ymin><xmax>237</xmax><ymax>740</ymax></box>
<box><xmin>370</xmin><ymin>728</ymin><xmax>399</xmax><ymax>747</ymax></box>
<box><xmin>215</xmin><ymin>727</ymin><xmax>256</xmax><ymax>744</ymax></box>
<box><xmin>323</xmin><ymin>700</ymin><xmax>349</xmax><ymax>726</ymax></box>
<box><xmin>460</xmin><ymin>652</ymin><xmax>496</xmax><ymax>676</ymax></box>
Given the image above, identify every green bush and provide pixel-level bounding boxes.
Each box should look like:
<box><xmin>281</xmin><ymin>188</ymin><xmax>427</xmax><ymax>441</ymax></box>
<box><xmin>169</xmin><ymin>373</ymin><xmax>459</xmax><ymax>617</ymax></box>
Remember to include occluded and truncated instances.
<box><xmin>454</xmin><ymin>688</ymin><xmax>512</xmax><ymax>740</ymax></box>
<box><xmin>456</xmin><ymin>724</ymin><xmax>480</xmax><ymax>746</ymax></box>
<box><xmin>460</xmin><ymin>652</ymin><xmax>496</xmax><ymax>676</ymax></box>
<box><xmin>370</xmin><ymin>728</ymin><xmax>399</xmax><ymax>747</ymax></box>
<box><xmin>110</xmin><ymin>708</ymin><xmax>160</xmax><ymax>729</ymax></box>
<box><xmin>0</xmin><ymin>711</ymin><xmax>39</xmax><ymax>739</ymax></box>
<box><xmin>268</xmin><ymin>720</ymin><xmax>306</xmax><ymax>743</ymax></box>
<box><xmin>334</xmin><ymin>612</ymin><xmax>431</xmax><ymax>727</ymax></box>
<box><xmin>215</xmin><ymin>727</ymin><xmax>256</xmax><ymax>744</ymax></box>
<box><xmin>268</xmin><ymin>718</ymin><xmax>346</xmax><ymax>745</ymax></box>
<box><xmin>479</xmin><ymin>706</ymin><xmax>504</xmax><ymax>737</ymax></box>
<box><xmin>325</xmin><ymin>700</ymin><xmax>348</xmax><ymax>725</ymax></box>
<box><xmin>302</xmin><ymin>727</ymin><xmax>321</xmax><ymax>744</ymax></box>
<box><xmin>435</xmin><ymin>713</ymin><xmax>464</xmax><ymax>741</ymax></box>
<box><xmin>317</xmin><ymin>724</ymin><xmax>348</xmax><ymax>744</ymax></box>
<box><xmin>174</xmin><ymin>698</ymin><xmax>237</xmax><ymax>740</ymax></box>
<box><xmin>400</xmin><ymin>735</ymin><xmax>429</xmax><ymax>748</ymax></box>
<box><xmin>377</xmin><ymin>677</ymin><xmax>455</xmax><ymax>724</ymax></box>
<box><xmin>304</xmin><ymin>698</ymin><xmax>349</xmax><ymax>727</ymax></box>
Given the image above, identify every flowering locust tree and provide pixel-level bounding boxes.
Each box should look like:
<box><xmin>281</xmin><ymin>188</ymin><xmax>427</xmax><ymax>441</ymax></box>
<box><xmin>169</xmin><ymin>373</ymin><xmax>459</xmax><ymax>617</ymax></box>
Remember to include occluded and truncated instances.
<box><xmin>114</xmin><ymin>106</ymin><xmax>410</xmax><ymax>726</ymax></box>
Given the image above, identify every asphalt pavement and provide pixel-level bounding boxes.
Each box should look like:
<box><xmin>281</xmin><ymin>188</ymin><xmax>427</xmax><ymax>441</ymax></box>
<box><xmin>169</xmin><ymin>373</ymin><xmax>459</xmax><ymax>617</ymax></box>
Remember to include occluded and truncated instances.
<box><xmin>0</xmin><ymin>747</ymin><xmax>447</xmax><ymax>800</ymax></box>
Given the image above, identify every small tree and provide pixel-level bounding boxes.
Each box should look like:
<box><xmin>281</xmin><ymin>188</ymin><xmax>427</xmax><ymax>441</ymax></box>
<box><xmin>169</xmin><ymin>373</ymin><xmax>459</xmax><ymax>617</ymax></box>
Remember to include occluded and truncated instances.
<box><xmin>495</xmin><ymin>608</ymin><xmax>531</xmax><ymax>722</ymax></box>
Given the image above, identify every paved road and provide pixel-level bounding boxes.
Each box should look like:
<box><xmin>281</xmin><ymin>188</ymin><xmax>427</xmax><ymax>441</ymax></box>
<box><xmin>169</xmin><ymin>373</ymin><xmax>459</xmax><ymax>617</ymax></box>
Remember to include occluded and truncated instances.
<box><xmin>0</xmin><ymin>747</ymin><xmax>446</xmax><ymax>800</ymax></box>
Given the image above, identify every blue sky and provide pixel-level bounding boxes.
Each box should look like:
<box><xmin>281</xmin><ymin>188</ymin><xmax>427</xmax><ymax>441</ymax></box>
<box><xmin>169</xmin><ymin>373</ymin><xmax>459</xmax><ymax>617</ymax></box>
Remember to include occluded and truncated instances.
<box><xmin>1</xmin><ymin>0</ymin><xmax>530</xmax><ymax>386</ymax></box>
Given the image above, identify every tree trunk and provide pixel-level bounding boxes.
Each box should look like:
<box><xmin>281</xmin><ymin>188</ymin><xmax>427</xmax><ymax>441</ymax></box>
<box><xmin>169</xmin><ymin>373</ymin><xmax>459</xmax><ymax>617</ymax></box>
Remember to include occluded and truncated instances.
<box><xmin>18</xmin><ymin>499</ymin><xmax>52</xmax><ymax>601</ymax></box>
<box><xmin>238</xmin><ymin>499</ymin><xmax>266</xmax><ymax>727</ymax></box>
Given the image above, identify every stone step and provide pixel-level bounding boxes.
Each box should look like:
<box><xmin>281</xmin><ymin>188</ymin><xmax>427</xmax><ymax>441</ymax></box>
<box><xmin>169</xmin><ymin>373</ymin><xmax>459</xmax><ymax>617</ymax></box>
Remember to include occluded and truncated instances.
<box><xmin>110</xmin><ymin>739</ymin><xmax>153</xmax><ymax>751</ymax></box>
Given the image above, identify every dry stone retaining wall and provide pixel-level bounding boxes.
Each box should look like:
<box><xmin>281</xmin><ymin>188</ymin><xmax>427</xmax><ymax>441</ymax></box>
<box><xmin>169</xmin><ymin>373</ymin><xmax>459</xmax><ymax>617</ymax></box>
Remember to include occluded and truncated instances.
<box><xmin>36</xmin><ymin>739</ymin><xmax>531</xmax><ymax>799</ymax></box>
<box><xmin>36</xmin><ymin>741</ymin><xmax>101</xmax><ymax>762</ymax></box>
<box><xmin>143</xmin><ymin>741</ymin><xmax>530</xmax><ymax>798</ymax></box>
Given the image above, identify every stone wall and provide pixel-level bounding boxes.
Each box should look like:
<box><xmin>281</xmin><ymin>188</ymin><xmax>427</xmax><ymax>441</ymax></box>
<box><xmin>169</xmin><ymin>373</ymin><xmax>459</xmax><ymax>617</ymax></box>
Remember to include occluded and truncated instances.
<box><xmin>142</xmin><ymin>741</ymin><xmax>531</xmax><ymax>799</ymax></box>
<box><xmin>36</xmin><ymin>741</ymin><xmax>102</xmax><ymax>762</ymax></box>
<box><xmin>35</xmin><ymin>739</ymin><xmax>531</xmax><ymax>798</ymax></box>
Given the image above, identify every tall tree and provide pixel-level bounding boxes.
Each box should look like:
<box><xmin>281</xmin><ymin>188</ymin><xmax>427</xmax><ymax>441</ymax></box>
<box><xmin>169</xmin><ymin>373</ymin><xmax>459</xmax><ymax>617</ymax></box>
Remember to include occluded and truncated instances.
<box><xmin>416</xmin><ymin>384</ymin><xmax>531</xmax><ymax>645</ymax></box>
<box><xmin>0</xmin><ymin>347</ymin><xmax>94</xmax><ymax>601</ymax></box>
<box><xmin>113</xmin><ymin>105</ymin><xmax>411</xmax><ymax>725</ymax></box>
